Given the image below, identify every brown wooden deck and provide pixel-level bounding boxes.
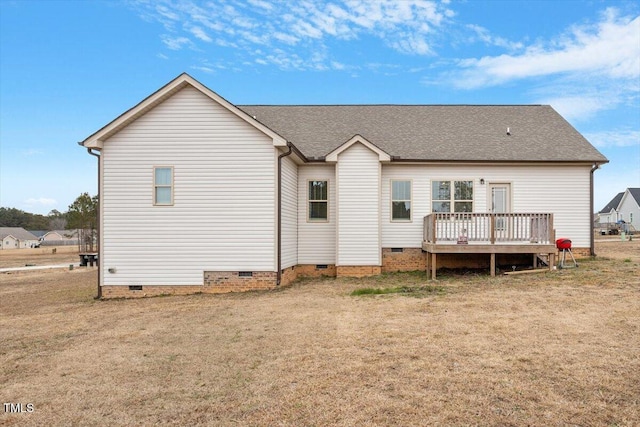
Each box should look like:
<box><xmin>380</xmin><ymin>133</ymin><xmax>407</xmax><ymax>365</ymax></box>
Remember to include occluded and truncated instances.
<box><xmin>422</xmin><ymin>213</ymin><xmax>556</xmax><ymax>279</ymax></box>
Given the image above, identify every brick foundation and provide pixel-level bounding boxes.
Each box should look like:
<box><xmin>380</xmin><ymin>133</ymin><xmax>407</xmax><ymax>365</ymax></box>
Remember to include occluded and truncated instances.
<box><xmin>280</xmin><ymin>266</ymin><xmax>298</xmax><ymax>286</ymax></box>
<box><xmin>382</xmin><ymin>248</ymin><xmax>426</xmax><ymax>272</ymax></box>
<box><xmin>100</xmin><ymin>246</ymin><xmax>592</xmax><ymax>298</ymax></box>
<box><xmin>336</xmin><ymin>265</ymin><xmax>382</xmax><ymax>278</ymax></box>
<box><xmin>563</xmin><ymin>247</ymin><xmax>590</xmax><ymax>258</ymax></box>
<box><xmin>296</xmin><ymin>264</ymin><xmax>337</xmax><ymax>278</ymax></box>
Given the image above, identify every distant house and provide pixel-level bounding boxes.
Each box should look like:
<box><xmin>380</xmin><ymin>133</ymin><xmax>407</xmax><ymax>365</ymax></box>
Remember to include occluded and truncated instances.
<box><xmin>618</xmin><ymin>188</ymin><xmax>640</xmax><ymax>231</ymax></box>
<box><xmin>597</xmin><ymin>188</ymin><xmax>640</xmax><ymax>233</ymax></box>
<box><xmin>40</xmin><ymin>230</ymin><xmax>80</xmax><ymax>246</ymax></box>
<box><xmin>79</xmin><ymin>73</ymin><xmax>608</xmax><ymax>298</ymax></box>
<box><xmin>597</xmin><ymin>192</ymin><xmax>624</xmax><ymax>224</ymax></box>
<box><xmin>0</xmin><ymin>227</ymin><xmax>40</xmax><ymax>249</ymax></box>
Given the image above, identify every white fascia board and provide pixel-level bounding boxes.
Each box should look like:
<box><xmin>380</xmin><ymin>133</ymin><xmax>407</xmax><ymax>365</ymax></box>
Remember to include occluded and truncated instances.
<box><xmin>80</xmin><ymin>73</ymin><xmax>287</xmax><ymax>149</ymax></box>
<box><xmin>325</xmin><ymin>134</ymin><xmax>391</xmax><ymax>162</ymax></box>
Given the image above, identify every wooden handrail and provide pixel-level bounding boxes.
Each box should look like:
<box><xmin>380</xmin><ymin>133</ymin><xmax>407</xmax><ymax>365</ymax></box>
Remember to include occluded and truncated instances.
<box><xmin>423</xmin><ymin>213</ymin><xmax>554</xmax><ymax>244</ymax></box>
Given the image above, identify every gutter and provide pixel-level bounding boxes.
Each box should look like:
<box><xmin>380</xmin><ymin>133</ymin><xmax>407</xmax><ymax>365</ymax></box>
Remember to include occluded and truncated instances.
<box><xmin>276</xmin><ymin>142</ymin><xmax>293</xmax><ymax>286</ymax></box>
<box><xmin>590</xmin><ymin>163</ymin><xmax>601</xmax><ymax>257</ymax></box>
<box><xmin>80</xmin><ymin>142</ymin><xmax>102</xmax><ymax>299</ymax></box>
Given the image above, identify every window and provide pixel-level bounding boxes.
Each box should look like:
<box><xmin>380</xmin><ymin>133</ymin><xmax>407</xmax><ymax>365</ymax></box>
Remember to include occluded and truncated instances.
<box><xmin>154</xmin><ymin>167</ymin><xmax>173</xmax><ymax>205</ymax></box>
<box><xmin>308</xmin><ymin>180</ymin><xmax>328</xmax><ymax>221</ymax></box>
<box><xmin>432</xmin><ymin>180</ymin><xmax>473</xmax><ymax>213</ymax></box>
<box><xmin>391</xmin><ymin>180</ymin><xmax>411</xmax><ymax>221</ymax></box>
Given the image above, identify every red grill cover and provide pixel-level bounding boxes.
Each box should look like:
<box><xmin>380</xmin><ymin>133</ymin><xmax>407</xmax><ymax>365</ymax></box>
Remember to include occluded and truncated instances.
<box><xmin>556</xmin><ymin>238</ymin><xmax>572</xmax><ymax>249</ymax></box>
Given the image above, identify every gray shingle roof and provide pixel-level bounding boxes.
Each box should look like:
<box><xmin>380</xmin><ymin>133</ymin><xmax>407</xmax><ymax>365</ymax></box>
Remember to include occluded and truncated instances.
<box><xmin>599</xmin><ymin>192</ymin><xmax>624</xmax><ymax>213</ymax></box>
<box><xmin>239</xmin><ymin>105</ymin><xmax>607</xmax><ymax>162</ymax></box>
<box><xmin>0</xmin><ymin>227</ymin><xmax>39</xmax><ymax>241</ymax></box>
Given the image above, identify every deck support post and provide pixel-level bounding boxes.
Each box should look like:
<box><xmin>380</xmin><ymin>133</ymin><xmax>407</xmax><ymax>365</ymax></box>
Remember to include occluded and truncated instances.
<box><xmin>431</xmin><ymin>253</ymin><xmax>437</xmax><ymax>280</ymax></box>
<box><xmin>490</xmin><ymin>253</ymin><xmax>496</xmax><ymax>277</ymax></box>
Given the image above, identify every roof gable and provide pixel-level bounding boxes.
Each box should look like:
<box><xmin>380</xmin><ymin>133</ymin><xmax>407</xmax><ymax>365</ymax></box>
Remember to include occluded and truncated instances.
<box><xmin>619</xmin><ymin>188</ymin><xmax>640</xmax><ymax>209</ymax></box>
<box><xmin>81</xmin><ymin>73</ymin><xmax>286</xmax><ymax>149</ymax></box>
<box><xmin>628</xmin><ymin>188</ymin><xmax>640</xmax><ymax>206</ymax></box>
<box><xmin>325</xmin><ymin>134</ymin><xmax>391</xmax><ymax>162</ymax></box>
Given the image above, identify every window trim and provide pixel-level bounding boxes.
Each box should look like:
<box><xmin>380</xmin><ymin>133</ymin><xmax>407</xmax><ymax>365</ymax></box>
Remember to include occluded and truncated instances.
<box><xmin>431</xmin><ymin>179</ymin><xmax>474</xmax><ymax>213</ymax></box>
<box><xmin>307</xmin><ymin>179</ymin><xmax>329</xmax><ymax>222</ymax></box>
<box><xmin>153</xmin><ymin>166</ymin><xmax>174</xmax><ymax>206</ymax></box>
<box><xmin>390</xmin><ymin>179</ymin><xmax>412</xmax><ymax>222</ymax></box>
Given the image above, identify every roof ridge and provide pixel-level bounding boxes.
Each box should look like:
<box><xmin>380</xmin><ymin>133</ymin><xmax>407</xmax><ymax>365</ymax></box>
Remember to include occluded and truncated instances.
<box><xmin>239</xmin><ymin>104</ymin><xmax>548</xmax><ymax>107</ymax></box>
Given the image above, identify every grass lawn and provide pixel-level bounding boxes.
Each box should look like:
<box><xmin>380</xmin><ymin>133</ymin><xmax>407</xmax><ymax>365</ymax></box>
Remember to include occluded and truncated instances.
<box><xmin>1</xmin><ymin>240</ymin><xmax>639</xmax><ymax>426</ymax></box>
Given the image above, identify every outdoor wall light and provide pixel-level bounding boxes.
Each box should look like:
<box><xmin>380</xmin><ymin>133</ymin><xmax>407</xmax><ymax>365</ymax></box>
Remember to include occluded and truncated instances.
<box><xmin>480</xmin><ymin>178</ymin><xmax>485</xmax><ymax>185</ymax></box>
<box><xmin>108</xmin><ymin>268</ymin><xmax>117</xmax><ymax>274</ymax></box>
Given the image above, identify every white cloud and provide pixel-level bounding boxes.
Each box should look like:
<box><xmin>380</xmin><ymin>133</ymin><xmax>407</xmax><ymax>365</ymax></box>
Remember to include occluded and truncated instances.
<box><xmin>466</xmin><ymin>24</ymin><xmax>523</xmax><ymax>51</ymax></box>
<box><xmin>24</xmin><ymin>197</ymin><xmax>57</xmax><ymax>207</ymax></box>
<box><xmin>191</xmin><ymin>65</ymin><xmax>215</xmax><ymax>73</ymax></box>
<box><xmin>583</xmin><ymin>130</ymin><xmax>640</xmax><ymax>148</ymax></box>
<box><xmin>161</xmin><ymin>35</ymin><xmax>193</xmax><ymax>50</ymax></box>
<box><xmin>188</xmin><ymin>26</ymin><xmax>212</xmax><ymax>42</ymax></box>
<box><xmin>454</xmin><ymin>10</ymin><xmax>640</xmax><ymax>88</ymax></box>
<box><xmin>447</xmin><ymin>8</ymin><xmax>640</xmax><ymax>123</ymax></box>
<box><xmin>130</xmin><ymin>0</ymin><xmax>453</xmax><ymax>71</ymax></box>
<box><xmin>156</xmin><ymin>53</ymin><xmax>169</xmax><ymax>60</ymax></box>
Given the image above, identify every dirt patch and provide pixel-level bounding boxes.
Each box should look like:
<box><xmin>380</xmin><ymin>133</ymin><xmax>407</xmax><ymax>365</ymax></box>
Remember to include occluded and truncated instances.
<box><xmin>1</xmin><ymin>241</ymin><xmax>638</xmax><ymax>426</ymax></box>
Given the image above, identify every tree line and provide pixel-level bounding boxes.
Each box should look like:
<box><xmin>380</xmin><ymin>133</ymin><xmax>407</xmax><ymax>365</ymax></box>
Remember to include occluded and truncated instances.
<box><xmin>1</xmin><ymin>193</ymin><xmax>98</xmax><ymax>251</ymax></box>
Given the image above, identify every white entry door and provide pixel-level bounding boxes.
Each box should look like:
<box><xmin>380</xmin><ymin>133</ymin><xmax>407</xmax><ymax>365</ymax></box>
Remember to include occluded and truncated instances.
<box><xmin>490</xmin><ymin>183</ymin><xmax>511</xmax><ymax>234</ymax></box>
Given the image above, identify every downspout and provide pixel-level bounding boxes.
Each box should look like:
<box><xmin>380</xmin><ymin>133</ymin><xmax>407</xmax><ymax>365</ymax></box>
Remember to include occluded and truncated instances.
<box><xmin>277</xmin><ymin>142</ymin><xmax>293</xmax><ymax>286</ymax></box>
<box><xmin>87</xmin><ymin>148</ymin><xmax>102</xmax><ymax>298</ymax></box>
<box><xmin>590</xmin><ymin>163</ymin><xmax>600</xmax><ymax>257</ymax></box>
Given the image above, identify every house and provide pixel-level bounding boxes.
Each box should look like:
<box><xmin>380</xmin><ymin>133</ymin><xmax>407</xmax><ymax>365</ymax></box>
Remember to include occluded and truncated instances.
<box><xmin>0</xmin><ymin>227</ymin><xmax>40</xmax><ymax>250</ymax></box>
<box><xmin>596</xmin><ymin>188</ymin><xmax>639</xmax><ymax>234</ymax></box>
<box><xmin>618</xmin><ymin>188</ymin><xmax>640</xmax><ymax>232</ymax></box>
<box><xmin>597</xmin><ymin>192</ymin><xmax>624</xmax><ymax>225</ymax></box>
<box><xmin>79</xmin><ymin>73</ymin><xmax>608</xmax><ymax>298</ymax></box>
<box><xmin>40</xmin><ymin>230</ymin><xmax>80</xmax><ymax>246</ymax></box>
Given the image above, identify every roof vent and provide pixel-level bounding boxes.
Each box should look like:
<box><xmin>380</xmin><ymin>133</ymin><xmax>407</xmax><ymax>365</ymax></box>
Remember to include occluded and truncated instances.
<box><xmin>506</xmin><ymin>127</ymin><xmax>511</xmax><ymax>136</ymax></box>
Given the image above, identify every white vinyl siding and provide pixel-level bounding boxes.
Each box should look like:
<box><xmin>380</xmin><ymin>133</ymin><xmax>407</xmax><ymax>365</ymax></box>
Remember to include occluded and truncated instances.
<box><xmin>281</xmin><ymin>155</ymin><xmax>298</xmax><ymax>269</ymax></box>
<box><xmin>336</xmin><ymin>143</ymin><xmax>381</xmax><ymax>266</ymax></box>
<box><xmin>618</xmin><ymin>191</ymin><xmax>640</xmax><ymax>231</ymax></box>
<box><xmin>101</xmin><ymin>86</ymin><xmax>277</xmax><ymax>285</ymax></box>
<box><xmin>297</xmin><ymin>165</ymin><xmax>335</xmax><ymax>264</ymax></box>
<box><xmin>381</xmin><ymin>164</ymin><xmax>592</xmax><ymax>248</ymax></box>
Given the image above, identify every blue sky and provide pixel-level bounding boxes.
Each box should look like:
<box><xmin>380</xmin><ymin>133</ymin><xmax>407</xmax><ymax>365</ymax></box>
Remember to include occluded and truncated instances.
<box><xmin>1</xmin><ymin>0</ymin><xmax>638</xmax><ymax>215</ymax></box>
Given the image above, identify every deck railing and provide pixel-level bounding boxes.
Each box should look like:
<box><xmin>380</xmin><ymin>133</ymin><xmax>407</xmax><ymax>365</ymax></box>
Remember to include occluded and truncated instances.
<box><xmin>423</xmin><ymin>213</ymin><xmax>554</xmax><ymax>245</ymax></box>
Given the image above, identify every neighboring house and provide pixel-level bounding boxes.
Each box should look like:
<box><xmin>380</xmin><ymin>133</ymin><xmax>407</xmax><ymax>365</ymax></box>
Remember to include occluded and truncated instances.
<box><xmin>617</xmin><ymin>188</ymin><xmax>640</xmax><ymax>232</ymax></box>
<box><xmin>40</xmin><ymin>230</ymin><xmax>80</xmax><ymax>246</ymax></box>
<box><xmin>597</xmin><ymin>192</ymin><xmax>624</xmax><ymax>225</ymax></box>
<box><xmin>0</xmin><ymin>227</ymin><xmax>40</xmax><ymax>250</ymax></box>
<box><xmin>596</xmin><ymin>188</ymin><xmax>640</xmax><ymax>233</ymax></box>
<box><xmin>79</xmin><ymin>73</ymin><xmax>608</xmax><ymax>298</ymax></box>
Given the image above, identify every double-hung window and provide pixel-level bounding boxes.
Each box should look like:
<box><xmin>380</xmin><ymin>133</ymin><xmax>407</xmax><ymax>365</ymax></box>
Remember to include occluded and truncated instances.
<box><xmin>391</xmin><ymin>180</ymin><xmax>411</xmax><ymax>221</ymax></box>
<box><xmin>308</xmin><ymin>180</ymin><xmax>328</xmax><ymax>221</ymax></box>
<box><xmin>154</xmin><ymin>167</ymin><xmax>173</xmax><ymax>205</ymax></box>
<box><xmin>432</xmin><ymin>180</ymin><xmax>473</xmax><ymax>213</ymax></box>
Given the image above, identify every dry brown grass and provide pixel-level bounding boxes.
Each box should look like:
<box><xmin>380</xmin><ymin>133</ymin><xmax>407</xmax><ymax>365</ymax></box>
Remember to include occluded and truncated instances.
<box><xmin>0</xmin><ymin>246</ymin><xmax>79</xmax><ymax>268</ymax></box>
<box><xmin>1</xmin><ymin>241</ymin><xmax>639</xmax><ymax>426</ymax></box>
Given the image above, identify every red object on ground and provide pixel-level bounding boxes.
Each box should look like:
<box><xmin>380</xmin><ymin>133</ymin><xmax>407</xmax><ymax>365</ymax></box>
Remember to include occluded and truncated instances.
<box><xmin>556</xmin><ymin>238</ymin><xmax>572</xmax><ymax>250</ymax></box>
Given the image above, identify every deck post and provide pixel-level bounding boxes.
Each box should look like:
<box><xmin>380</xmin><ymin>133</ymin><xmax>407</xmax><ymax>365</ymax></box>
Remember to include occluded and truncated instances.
<box><xmin>426</xmin><ymin>251</ymin><xmax>431</xmax><ymax>279</ymax></box>
<box><xmin>431</xmin><ymin>253</ymin><xmax>437</xmax><ymax>280</ymax></box>
<box><xmin>490</xmin><ymin>253</ymin><xmax>496</xmax><ymax>277</ymax></box>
